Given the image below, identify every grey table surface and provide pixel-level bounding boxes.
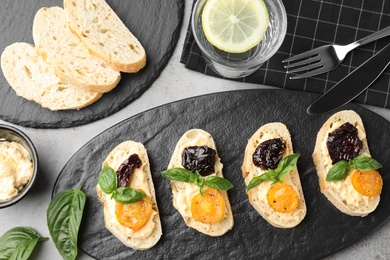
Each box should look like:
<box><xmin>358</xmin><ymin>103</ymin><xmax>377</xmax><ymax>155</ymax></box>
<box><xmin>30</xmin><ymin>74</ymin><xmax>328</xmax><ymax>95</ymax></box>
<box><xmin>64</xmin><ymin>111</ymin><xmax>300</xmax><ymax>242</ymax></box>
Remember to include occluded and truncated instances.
<box><xmin>0</xmin><ymin>1</ymin><xmax>389</xmax><ymax>259</ymax></box>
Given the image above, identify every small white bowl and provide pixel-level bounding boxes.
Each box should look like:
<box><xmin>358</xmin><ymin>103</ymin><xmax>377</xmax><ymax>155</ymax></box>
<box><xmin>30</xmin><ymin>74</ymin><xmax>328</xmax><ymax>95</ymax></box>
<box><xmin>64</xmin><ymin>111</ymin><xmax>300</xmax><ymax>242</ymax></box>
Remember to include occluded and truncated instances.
<box><xmin>0</xmin><ymin>124</ymin><xmax>38</xmax><ymax>208</ymax></box>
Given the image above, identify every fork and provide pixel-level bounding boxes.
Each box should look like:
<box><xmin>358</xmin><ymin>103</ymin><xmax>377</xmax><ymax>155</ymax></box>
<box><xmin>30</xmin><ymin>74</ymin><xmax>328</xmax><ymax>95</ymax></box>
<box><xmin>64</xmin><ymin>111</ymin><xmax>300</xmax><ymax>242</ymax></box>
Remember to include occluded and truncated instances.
<box><xmin>282</xmin><ymin>25</ymin><xmax>390</xmax><ymax>79</ymax></box>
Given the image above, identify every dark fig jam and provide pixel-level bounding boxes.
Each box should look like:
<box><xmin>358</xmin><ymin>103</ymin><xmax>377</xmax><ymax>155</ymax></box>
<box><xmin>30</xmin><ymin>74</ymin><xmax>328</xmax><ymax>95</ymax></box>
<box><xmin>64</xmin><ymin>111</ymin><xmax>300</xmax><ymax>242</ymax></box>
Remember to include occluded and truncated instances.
<box><xmin>116</xmin><ymin>154</ymin><xmax>142</xmax><ymax>187</ymax></box>
<box><xmin>182</xmin><ymin>146</ymin><xmax>216</xmax><ymax>176</ymax></box>
<box><xmin>327</xmin><ymin>122</ymin><xmax>363</xmax><ymax>164</ymax></box>
<box><xmin>253</xmin><ymin>138</ymin><xmax>286</xmax><ymax>170</ymax></box>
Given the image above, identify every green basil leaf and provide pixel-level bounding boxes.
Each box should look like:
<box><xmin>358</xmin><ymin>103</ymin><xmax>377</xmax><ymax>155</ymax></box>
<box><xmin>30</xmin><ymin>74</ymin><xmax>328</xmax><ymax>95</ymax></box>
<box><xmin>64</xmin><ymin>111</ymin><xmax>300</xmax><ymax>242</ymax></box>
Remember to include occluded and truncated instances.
<box><xmin>326</xmin><ymin>160</ymin><xmax>350</xmax><ymax>181</ymax></box>
<box><xmin>98</xmin><ymin>165</ymin><xmax>117</xmax><ymax>194</ymax></box>
<box><xmin>47</xmin><ymin>187</ymin><xmax>86</xmax><ymax>260</ymax></box>
<box><xmin>350</xmin><ymin>156</ymin><xmax>382</xmax><ymax>171</ymax></box>
<box><xmin>112</xmin><ymin>187</ymin><xmax>146</xmax><ymax>204</ymax></box>
<box><xmin>0</xmin><ymin>227</ymin><xmax>48</xmax><ymax>260</ymax></box>
<box><xmin>275</xmin><ymin>154</ymin><xmax>300</xmax><ymax>179</ymax></box>
<box><xmin>204</xmin><ymin>176</ymin><xmax>234</xmax><ymax>191</ymax></box>
<box><xmin>246</xmin><ymin>172</ymin><xmax>272</xmax><ymax>193</ymax></box>
<box><xmin>161</xmin><ymin>168</ymin><xmax>195</xmax><ymax>183</ymax></box>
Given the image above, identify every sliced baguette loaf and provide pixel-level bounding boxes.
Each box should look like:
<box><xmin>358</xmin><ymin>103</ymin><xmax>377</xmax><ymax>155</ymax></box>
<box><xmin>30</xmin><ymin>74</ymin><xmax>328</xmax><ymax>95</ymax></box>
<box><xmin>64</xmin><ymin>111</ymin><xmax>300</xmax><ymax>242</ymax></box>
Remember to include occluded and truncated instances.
<box><xmin>64</xmin><ymin>0</ymin><xmax>146</xmax><ymax>73</ymax></box>
<box><xmin>167</xmin><ymin>129</ymin><xmax>234</xmax><ymax>236</ymax></box>
<box><xmin>32</xmin><ymin>6</ymin><xmax>121</xmax><ymax>93</ymax></box>
<box><xmin>242</xmin><ymin>123</ymin><xmax>306</xmax><ymax>228</ymax></box>
<box><xmin>96</xmin><ymin>141</ymin><xmax>162</xmax><ymax>250</ymax></box>
<box><xmin>312</xmin><ymin>110</ymin><xmax>380</xmax><ymax>216</ymax></box>
<box><xmin>1</xmin><ymin>42</ymin><xmax>102</xmax><ymax>110</ymax></box>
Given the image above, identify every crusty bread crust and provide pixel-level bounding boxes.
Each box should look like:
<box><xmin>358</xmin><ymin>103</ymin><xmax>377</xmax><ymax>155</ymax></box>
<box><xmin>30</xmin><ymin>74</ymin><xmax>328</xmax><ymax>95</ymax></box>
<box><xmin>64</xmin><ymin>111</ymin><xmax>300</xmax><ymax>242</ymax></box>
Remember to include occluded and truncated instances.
<box><xmin>32</xmin><ymin>7</ymin><xmax>121</xmax><ymax>93</ymax></box>
<box><xmin>167</xmin><ymin>129</ymin><xmax>234</xmax><ymax>236</ymax></box>
<box><xmin>0</xmin><ymin>42</ymin><xmax>102</xmax><ymax>110</ymax></box>
<box><xmin>241</xmin><ymin>123</ymin><xmax>306</xmax><ymax>228</ymax></box>
<box><xmin>312</xmin><ymin>110</ymin><xmax>380</xmax><ymax>216</ymax></box>
<box><xmin>96</xmin><ymin>141</ymin><xmax>162</xmax><ymax>250</ymax></box>
<box><xmin>64</xmin><ymin>0</ymin><xmax>146</xmax><ymax>73</ymax></box>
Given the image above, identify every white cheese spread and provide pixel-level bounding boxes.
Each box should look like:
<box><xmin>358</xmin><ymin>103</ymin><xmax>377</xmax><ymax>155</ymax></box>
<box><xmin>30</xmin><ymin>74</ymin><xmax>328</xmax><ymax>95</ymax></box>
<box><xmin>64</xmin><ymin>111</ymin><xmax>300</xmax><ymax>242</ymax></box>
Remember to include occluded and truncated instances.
<box><xmin>0</xmin><ymin>141</ymin><xmax>33</xmax><ymax>202</ymax></box>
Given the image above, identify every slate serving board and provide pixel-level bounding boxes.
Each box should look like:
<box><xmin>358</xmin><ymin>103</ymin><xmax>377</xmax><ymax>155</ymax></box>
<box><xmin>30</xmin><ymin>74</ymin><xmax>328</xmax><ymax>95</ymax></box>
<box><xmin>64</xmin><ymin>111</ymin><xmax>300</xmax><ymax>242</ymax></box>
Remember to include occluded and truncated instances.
<box><xmin>52</xmin><ymin>89</ymin><xmax>390</xmax><ymax>260</ymax></box>
<box><xmin>0</xmin><ymin>0</ymin><xmax>184</xmax><ymax>128</ymax></box>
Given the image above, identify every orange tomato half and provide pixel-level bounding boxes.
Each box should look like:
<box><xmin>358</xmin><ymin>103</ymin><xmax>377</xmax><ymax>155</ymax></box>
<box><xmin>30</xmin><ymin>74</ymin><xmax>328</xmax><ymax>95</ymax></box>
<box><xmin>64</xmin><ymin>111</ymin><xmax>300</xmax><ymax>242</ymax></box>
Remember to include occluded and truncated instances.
<box><xmin>115</xmin><ymin>193</ymin><xmax>153</xmax><ymax>232</ymax></box>
<box><xmin>351</xmin><ymin>169</ymin><xmax>383</xmax><ymax>197</ymax></box>
<box><xmin>266</xmin><ymin>182</ymin><xmax>299</xmax><ymax>213</ymax></box>
<box><xmin>191</xmin><ymin>188</ymin><xmax>226</xmax><ymax>224</ymax></box>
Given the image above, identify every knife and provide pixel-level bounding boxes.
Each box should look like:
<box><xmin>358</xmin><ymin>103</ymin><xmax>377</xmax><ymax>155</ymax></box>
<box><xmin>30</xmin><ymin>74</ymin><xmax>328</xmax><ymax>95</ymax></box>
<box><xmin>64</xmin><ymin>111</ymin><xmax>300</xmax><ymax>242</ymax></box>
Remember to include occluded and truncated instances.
<box><xmin>307</xmin><ymin>42</ymin><xmax>390</xmax><ymax>115</ymax></box>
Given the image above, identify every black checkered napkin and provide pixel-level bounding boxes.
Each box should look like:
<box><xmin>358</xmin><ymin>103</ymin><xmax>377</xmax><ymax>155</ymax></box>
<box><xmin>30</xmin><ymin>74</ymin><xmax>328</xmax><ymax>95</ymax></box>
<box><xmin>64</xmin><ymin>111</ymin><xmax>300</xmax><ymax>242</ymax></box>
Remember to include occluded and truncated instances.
<box><xmin>181</xmin><ymin>0</ymin><xmax>390</xmax><ymax>109</ymax></box>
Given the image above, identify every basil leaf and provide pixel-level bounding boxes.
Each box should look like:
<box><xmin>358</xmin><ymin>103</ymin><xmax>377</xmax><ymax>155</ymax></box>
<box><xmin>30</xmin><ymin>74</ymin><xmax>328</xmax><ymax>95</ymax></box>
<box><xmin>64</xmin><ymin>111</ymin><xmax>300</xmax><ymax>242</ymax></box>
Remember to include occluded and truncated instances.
<box><xmin>47</xmin><ymin>187</ymin><xmax>86</xmax><ymax>260</ymax></box>
<box><xmin>275</xmin><ymin>154</ymin><xmax>300</xmax><ymax>179</ymax></box>
<box><xmin>112</xmin><ymin>188</ymin><xmax>146</xmax><ymax>204</ymax></box>
<box><xmin>246</xmin><ymin>172</ymin><xmax>272</xmax><ymax>193</ymax></box>
<box><xmin>161</xmin><ymin>168</ymin><xmax>195</xmax><ymax>183</ymax></box>
<box><xmin>0</xmin><ymin>227</ymin><xmax>47</xmax><ymax>260</ymax></box>
<box><xmin>204</xmin><ymin>176</ymin><xmax>234</xmax><ymax>191</ymax></box>
<box><xmin>98</xmin><ymin>165</ymin><xmax>117</xmax><ymax>194</ymax></box>
<box><xmin>350</xmin><ymin>156</ymin><xmax>382</xmax><ymax>171</ymax></box>
<box><xmin>326</xmin><ymin>160</ymin><xmax>350</xmax><ymax>181</ymax></box>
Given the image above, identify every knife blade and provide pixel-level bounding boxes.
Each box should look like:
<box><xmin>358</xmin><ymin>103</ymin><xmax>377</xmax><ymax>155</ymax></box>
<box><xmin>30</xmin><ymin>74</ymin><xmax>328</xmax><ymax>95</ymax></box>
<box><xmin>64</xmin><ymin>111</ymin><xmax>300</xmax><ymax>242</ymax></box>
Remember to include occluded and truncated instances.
<box><xmin>307</xmin><ymin>42</ymin><xmax>390</xmax><ymax>115</ymax></box>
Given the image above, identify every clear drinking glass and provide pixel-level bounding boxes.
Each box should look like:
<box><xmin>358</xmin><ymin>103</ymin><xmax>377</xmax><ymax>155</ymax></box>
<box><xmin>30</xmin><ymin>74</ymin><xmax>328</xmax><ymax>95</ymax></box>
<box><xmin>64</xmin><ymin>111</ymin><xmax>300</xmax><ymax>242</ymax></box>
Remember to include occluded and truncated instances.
<box><xmin>191</xmin><ymin>0</ymin><xmax>287</xmax><ymax>79</ymax></box>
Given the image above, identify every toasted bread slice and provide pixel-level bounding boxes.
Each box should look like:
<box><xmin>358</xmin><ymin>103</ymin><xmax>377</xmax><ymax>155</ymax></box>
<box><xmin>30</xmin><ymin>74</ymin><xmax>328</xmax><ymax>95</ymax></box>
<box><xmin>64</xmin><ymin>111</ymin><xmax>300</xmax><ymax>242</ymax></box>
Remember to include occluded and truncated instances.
<box><xmin>242</xmin><ymin>123</ymin><xmax>306</xmax><ymax>228</ymax></box>
<box><xmin>167</xmin><ymin>129</ymin><xmax>234</xmax><ymax>236</ymax></box>
<box><xmin>64</xmin><ymin>0</ymin><xmax>146</xmax><ymax>73</ymax></box>
<box><xmin>96</xmin><ymin>141</ymin><xmax>162</xmax><ymax>250</ymax></box>
<box><xmin>0</xmin><ymin>42</ymin><xmax>102</xmax><ymax>110</ymax></box>
<box><xmin>32</xmin><ymin>7</ymin><xmax>121</xmax><ymax>93</ymax></box>
<box><xmin>312</xmin><ymin>110</ymin><xmax>380</xmax><ymax>216</ymax></box>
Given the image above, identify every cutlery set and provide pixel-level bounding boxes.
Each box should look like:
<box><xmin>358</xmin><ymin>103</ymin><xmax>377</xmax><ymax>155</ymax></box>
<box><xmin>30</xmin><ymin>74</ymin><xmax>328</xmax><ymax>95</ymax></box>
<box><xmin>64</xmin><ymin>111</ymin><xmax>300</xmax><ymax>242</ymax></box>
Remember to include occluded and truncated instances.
<box><xmin>283</xmin><ymin>25</ymin><xmax>390</xmax><ymax>115</ymax></box>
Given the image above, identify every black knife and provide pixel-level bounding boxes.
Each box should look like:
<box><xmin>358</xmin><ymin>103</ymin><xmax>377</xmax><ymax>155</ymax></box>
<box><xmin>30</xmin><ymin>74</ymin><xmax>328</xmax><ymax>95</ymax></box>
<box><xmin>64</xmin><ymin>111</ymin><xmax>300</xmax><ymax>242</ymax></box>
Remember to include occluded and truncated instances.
<box><xmin>307</xmin><ymin>42</ymin><xmax>390</xmax><ymax>115</ymax></box>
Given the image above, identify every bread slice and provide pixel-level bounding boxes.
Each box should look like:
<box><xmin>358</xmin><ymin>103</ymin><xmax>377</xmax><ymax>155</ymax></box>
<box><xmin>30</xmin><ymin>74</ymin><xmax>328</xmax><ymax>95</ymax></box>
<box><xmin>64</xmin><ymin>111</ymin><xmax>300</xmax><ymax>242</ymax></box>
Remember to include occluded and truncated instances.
<box><xmin>32</xmin><ymin>7</ymin><xmax>121</xmax><ymax>93</ymax></box>
<box><xmin>167</xmin><ymin>129</ymin><xmax>234</xmax><ymax>236</ymax></box>
<box><xmin>0</xmin><ymin>42</ymin><xmax>102</xmax><ymax>110</ymax></box>
<box><xmin>64</xmin><ymin>0</ymin><xmax>146</xmax><ymax>73</ymax></box>
<box><xmin>241</xmin><ymin>123</ymin><xmax>306</xmax><ymax>228</ymax></box>
<box><xmin>312</xmin><ymin>110</ymin><xmax>380</xmax><ymax>216</ymax></box>
<box><xmin>96</xmin><ymin>141</ymin><xmax>162</xmax><ymax>250</ymax></box>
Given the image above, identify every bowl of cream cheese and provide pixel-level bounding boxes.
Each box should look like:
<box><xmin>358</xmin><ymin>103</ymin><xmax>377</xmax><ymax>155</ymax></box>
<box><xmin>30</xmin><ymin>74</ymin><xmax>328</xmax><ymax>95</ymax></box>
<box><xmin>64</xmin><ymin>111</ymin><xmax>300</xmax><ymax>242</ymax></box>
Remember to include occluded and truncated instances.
<box><xmin>0</xmin><ymin>124</ymin><xmax>38</xmax><ymax>208</ymax></box>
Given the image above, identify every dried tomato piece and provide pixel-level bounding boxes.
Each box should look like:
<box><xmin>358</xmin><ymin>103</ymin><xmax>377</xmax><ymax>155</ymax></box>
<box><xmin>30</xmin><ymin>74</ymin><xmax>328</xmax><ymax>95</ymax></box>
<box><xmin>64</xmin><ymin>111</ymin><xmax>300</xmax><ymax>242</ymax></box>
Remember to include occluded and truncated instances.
<box><xmin>182</xmin><ymin>146</ymin><xmax>216</xmax><ymax>176</ymax></box>
<box><xmin>327</xmin><ymin>122</ymin><xmax>363</xmax><ymax>164</ymax></box>
<box><xmin>252</xmin><ymin>138</ymin><xmax>286</xmax><ymax>170</ymax></box>
<box><xmin>116</xmin><ymin>154</ymin><xmax>142</xmax><ymax>187</ymax></box>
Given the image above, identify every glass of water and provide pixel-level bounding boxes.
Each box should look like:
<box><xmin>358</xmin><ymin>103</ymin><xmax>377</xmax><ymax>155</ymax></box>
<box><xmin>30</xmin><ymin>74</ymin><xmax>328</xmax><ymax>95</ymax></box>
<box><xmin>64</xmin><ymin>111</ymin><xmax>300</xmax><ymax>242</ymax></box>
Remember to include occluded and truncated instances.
<box><xmin>191</xmin><ymin>0</ymin><xmax>287</xmax><ymax>79</ymax></box>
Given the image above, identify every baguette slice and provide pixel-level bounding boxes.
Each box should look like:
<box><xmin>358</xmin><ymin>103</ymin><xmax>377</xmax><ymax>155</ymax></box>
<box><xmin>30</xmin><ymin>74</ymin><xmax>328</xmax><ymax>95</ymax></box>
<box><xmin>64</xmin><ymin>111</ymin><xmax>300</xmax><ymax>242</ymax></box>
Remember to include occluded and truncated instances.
<box><xmin>242</xmin><ymin>123</ymin><xmax>306</xmax><ymax>228</ymax></box>
<box><xmin>32</xmin><ymin>7</ymin><xmax>121</xmax><ymax>93</ymax></box>
<box><xmin>167</xmin><ymin>129</ymin><xmax>234</xmax><ymax>236</ymax></box>
<box><xmin>312</xmin><ymin>110</ymin><xmax>380</xmax><ymax>216</ymax></box>
<box><xmin>1</xmin><ymin>42</ymin><xmax>102</xmax><ymax>110</ymax></box>
<box><xmin>96</xmin><ymin>141</ymin><xmax>162</xmax><ymax>250</ymax></box>
<box><xmin>64</xmin><ymin>0</ymin><xmax>146</xmax><ymax>73</ymax></box>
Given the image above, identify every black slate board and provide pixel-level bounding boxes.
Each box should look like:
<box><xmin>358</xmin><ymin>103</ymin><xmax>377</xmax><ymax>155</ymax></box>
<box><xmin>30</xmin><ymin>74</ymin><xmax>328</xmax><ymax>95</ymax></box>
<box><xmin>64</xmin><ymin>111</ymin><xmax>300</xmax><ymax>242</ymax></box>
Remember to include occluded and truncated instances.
<box><xmin>0</xmin><ymin>0</ymin><xmax>184</xmax><ymax>128</ymax></box>
<box><xmin>53</xmin><ymin>89</ymin><xmax>390</xmax><ymax>260</ymax></box>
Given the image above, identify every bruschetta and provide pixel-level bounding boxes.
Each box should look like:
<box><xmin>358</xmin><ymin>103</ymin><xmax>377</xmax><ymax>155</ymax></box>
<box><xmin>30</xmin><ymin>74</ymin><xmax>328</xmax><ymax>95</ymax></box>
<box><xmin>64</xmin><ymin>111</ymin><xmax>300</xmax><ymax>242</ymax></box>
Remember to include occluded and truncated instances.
<box><xmin>96</xmin><ymin>141</ymin><xmax>162</xmax><ymax>249</ymax></box>
<box><xmin>312</xmin><ymin>110</ymin><xmax>383</xmax><ymax>216</ymax></box>
<box><xmin>242</xmin><ymin>122</ymin><xmax>306</xmax><ymax>228</ymax></box>
<box><xmin>162</xmin><ymin>129</ymin><xmax>234</xmax><ymax>236</ymax></box>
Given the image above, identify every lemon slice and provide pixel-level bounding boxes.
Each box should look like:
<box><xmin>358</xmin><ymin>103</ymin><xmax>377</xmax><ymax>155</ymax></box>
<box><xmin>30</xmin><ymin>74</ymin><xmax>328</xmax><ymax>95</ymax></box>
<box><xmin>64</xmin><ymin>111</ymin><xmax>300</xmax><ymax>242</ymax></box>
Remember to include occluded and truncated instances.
<box><xmin>202</xmin><ymin>0</ymin><xmax>269</xmax><ymax>53</ymax></box>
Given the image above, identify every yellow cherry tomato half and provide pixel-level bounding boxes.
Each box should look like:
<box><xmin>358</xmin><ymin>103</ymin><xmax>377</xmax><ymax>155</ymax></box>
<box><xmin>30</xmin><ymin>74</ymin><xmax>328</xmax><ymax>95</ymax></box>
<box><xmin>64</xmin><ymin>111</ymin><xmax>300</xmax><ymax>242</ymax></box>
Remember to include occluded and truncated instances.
<box><xmin>115</xmin><ymin>193</ymin><xmax>153</xmax><ymax>232</ymax></box>
<box><xmin>266</xmin><ymin>182</ymin><xmax>299</xmax><ymax>213</ymax></box>
<box><xmin>351</xmin><ymin>169</ymin><xmax>383</xmax><ymax>197</ymax></box>
<box><xmin>191</xmin><ymin>188</ymin><xmax>226</xmax><ymax>224</ymax></box>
